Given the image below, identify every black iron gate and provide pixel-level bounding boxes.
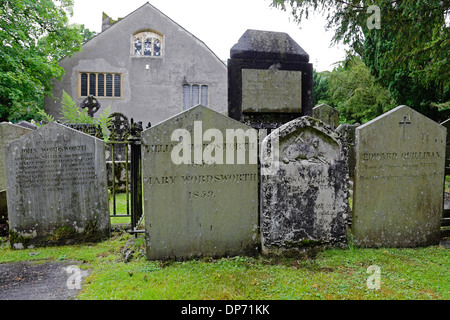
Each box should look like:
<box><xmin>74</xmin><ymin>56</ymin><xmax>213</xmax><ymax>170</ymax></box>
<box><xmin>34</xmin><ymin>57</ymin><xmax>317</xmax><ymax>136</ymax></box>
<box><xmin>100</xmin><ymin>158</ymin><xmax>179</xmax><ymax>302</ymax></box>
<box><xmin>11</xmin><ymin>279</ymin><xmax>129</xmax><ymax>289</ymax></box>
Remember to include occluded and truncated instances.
<box><xmin>65</xmin><ymin>113</ymin><xmax>146</xmax><ymax>235</ymax></box>
<box><xmin>107</xmin><ymin>113</ymin><xmax>145</xmax><ymax>235</ymax></box>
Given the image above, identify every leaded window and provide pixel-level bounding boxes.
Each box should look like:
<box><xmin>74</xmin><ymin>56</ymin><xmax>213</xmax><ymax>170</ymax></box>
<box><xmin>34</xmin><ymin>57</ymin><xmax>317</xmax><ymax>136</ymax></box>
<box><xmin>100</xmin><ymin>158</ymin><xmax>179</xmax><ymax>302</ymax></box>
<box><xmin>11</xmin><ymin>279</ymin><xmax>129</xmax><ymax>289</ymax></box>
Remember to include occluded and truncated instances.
<box><xmin>183</xmin><ymin>83</ymin><xmax>209</xmax><ymax>110</ymax></box>
<box><xmin>79</xmin><ymin>72</ymin><xmax>122</xmax><ymax>98</ymax></box>
<box><xmin>133</xmin><ymin>31</ymin><xmax>163</xmax><ymax>57</ymax></box>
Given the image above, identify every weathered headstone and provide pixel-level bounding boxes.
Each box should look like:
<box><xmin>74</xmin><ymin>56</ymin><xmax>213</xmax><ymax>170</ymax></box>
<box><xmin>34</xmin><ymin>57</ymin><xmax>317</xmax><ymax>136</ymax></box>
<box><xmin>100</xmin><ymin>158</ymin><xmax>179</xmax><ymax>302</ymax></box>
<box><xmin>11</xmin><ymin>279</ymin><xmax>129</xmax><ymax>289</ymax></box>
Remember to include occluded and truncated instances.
<box><xmin>228</xmin><ymin>29</ymin><xmax>313</xmax><ymax>130</ymax></box>
<box><xmin>17</xmin><ymin>120</ymin><xmax>38</xmax><ymax>130</ymax></box>
<box><xmin>353</xmin><ymin>105</ymin><xmax>446</xmax><ymax>247</ymax></box>
<box><xmin>441</xmin><ymin>118</ymin><xmax>450</xmax><ymax>176</ymax></box>
<box><xmin>313</xmin><ymin>104</ymin><xmax>340</xmax><ymax>130</ymax></box>
<box><xmin>260</xmin><ymin>117</ymin><xmax>349</xmax><ymax>255</ymax></box>
<box><xmin>0</xmin><ymin>123</ymin><xmax>33</xmax><ymax>191</ymax></box>
<box><xmin>4</xmin><ymin>123</ymin><xmax>110</xmax><ymax>248</ymax></box>
<box><xmin>0</xmin><ymin>123</ymin><xmax>33</xmax><ymax>236</ymax></box>
<box><xmin>142</xmin><ymin>105</ymin><xmax>259</xmax><ymax>260</ymax></box>
<box><xmin>336</xmin><ymin>123</ymin><xmax>360</xmax><ymax>180</ymax></box>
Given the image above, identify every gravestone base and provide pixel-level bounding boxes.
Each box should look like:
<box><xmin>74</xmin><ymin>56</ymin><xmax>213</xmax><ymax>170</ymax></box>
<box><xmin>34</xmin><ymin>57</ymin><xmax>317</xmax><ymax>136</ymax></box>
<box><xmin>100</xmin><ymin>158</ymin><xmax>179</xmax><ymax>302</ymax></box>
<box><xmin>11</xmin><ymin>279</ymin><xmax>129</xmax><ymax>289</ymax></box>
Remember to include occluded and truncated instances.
<box><xmin>9</xmin><ymin>223</ymin><xmax>110</xmax><ymax>250</ymax></box>
<box><xmin>262</xmin><ymin>240</ymin><xmax>348</xmax><ymax>258</ymax></box>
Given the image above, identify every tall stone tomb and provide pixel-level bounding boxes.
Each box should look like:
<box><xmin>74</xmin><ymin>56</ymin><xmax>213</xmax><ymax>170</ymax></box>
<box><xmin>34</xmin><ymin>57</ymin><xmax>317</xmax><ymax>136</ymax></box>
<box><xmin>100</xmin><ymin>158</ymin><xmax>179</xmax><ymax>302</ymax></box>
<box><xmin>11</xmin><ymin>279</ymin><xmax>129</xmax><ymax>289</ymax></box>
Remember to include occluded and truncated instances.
<box><xmin>228</xmin><ymin>29</ymin><xmax>313</xmax><ymax>130</ymax></box>
<box><xmin>4</xmin><ymin>123</ymin><xmax>110</xmax><ymax>248</ymax></box>
<box><xmin>0</xmin><ymin>123</ymin><xmax>33</xmax><ymax>236</ymax></box>
<box><xmin>260</xmin><ymin>117</ymin><xmax>349</xmax><ymax>255</ymax></box>
<box><xmin>142</xmin><ymin>105</ymin><xmax>259</xmax><ymax>261</ymax></box>
<box><xmin>353</xmin><ymin>105</ymin><xmax>446</xmax><ymax>247</ymax></box>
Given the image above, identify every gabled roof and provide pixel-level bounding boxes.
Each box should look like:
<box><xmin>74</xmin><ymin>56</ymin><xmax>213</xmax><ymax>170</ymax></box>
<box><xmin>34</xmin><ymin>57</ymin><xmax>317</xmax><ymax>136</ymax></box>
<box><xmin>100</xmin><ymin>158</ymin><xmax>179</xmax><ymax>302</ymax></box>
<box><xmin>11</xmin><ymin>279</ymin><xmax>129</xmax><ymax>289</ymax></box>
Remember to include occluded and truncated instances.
<box><xmin>80</xmin><ymin>2</ymin><xmax>225</xmax><ymax>66</ymax></box>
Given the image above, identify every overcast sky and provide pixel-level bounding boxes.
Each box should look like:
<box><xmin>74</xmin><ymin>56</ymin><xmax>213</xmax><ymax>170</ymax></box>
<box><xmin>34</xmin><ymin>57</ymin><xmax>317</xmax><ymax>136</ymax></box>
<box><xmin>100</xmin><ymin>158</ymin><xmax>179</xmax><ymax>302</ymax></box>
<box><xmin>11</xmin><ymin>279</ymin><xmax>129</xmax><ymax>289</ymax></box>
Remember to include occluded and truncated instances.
<box><xmin>69</xmin><ymin>0</ymin><xmax>347</xmax><ymax>72</ymax></box>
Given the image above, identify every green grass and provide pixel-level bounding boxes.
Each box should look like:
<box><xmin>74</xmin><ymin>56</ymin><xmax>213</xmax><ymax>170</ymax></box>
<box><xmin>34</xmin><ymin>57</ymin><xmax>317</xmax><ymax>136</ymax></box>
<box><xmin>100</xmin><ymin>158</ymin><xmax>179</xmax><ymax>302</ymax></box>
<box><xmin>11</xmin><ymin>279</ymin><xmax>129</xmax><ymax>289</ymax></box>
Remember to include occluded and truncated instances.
<box><xmin>0</xmin><ymin>231</ymin><xmax>448</xmax><ymax>300</ymax></box>
<box><xmin>109</xmin><ymin>192</ymin><xmax>144</xmax><ymax>225</ymax></box>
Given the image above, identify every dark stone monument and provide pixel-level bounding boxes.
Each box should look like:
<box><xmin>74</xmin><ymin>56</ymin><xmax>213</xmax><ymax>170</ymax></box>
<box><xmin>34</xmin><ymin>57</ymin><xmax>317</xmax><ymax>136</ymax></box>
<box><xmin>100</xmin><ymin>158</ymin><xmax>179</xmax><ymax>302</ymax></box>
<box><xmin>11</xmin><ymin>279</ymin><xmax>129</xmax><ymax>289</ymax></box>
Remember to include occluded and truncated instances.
<box><xmin>228</xmin><ymin>29</ymin><xmax>313</xmax><ymax>130</ymax></box>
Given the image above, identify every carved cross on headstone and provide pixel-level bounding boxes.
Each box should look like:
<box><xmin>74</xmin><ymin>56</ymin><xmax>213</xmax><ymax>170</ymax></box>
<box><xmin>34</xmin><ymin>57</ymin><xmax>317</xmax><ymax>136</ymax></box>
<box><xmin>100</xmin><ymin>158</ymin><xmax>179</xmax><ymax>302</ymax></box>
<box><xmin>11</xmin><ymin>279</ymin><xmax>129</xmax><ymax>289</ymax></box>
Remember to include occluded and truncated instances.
<box><xmin>399</xmin><ymin>116</ymin><xmax>411</xmax><ymax>139</ymax></box>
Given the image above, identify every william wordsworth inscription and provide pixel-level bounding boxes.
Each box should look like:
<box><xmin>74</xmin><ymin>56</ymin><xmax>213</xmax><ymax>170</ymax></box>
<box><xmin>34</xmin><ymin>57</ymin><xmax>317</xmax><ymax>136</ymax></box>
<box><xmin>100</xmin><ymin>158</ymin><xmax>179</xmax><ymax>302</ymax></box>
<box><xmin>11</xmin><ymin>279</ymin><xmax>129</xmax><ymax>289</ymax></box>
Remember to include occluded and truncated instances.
<box><xmin>353</xmin><ymin>106</ymin><xmax>446</xmax><ymax>248</ymax></box>
<box><xmin>242</xmin><ymin>69</ymin><xmax>302</xmax><ymax>113</ymax></box>
<box><xmin>142</xmin><ymin>105</ymin><xmax>259</xmax><ymax>261</ymax></box>
<box><xmin>14</xmin><ymin>144</ymin><xmax>96</xmax><ymax>191</ymax></box>
<box><xmin>4</xmin><ymin>123</ymin><xmax>109</xmax><ymax>248</ymax></box>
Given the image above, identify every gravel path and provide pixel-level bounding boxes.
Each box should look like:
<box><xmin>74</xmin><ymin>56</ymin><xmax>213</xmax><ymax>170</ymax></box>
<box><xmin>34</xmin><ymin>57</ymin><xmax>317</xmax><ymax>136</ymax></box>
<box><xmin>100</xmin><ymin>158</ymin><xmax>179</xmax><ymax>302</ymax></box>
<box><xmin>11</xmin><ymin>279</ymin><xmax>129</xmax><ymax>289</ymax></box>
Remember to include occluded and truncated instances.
<box><xmin>0</xmin><ymin>261</ymin><xmax>90</xmax><ymax>300</ymax></box>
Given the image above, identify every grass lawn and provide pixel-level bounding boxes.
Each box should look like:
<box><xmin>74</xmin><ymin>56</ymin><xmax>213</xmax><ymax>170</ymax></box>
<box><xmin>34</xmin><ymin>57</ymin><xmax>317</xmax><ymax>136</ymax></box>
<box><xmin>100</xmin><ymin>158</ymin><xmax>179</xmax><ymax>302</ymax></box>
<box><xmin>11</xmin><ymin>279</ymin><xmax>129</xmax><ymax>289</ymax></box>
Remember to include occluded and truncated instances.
<box><xmin>0</xmin><ymin>229</ymin><xmax>448</xmax><ymax>300</ymax></box>
<box><xmin>1</xmin><ymin>194</ymin><xmax>448</xmax><ymax>301</ymax></box>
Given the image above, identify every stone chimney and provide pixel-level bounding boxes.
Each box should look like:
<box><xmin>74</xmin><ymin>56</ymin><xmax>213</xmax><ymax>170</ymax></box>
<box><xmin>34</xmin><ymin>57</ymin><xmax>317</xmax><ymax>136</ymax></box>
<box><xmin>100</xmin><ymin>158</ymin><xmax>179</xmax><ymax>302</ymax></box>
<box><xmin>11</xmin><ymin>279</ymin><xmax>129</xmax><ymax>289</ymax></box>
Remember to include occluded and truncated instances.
<box><xmin>102</xmin><ymin>12</ymin><xmax>122</xmax><ymax>32</ymax></box>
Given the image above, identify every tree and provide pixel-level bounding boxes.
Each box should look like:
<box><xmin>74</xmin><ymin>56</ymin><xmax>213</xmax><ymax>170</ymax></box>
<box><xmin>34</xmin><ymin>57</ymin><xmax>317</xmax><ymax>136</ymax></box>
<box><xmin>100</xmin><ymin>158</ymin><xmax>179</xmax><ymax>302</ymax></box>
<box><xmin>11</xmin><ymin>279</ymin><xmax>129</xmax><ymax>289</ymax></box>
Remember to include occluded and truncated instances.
<box><xmin>271</xmin><ymin>0</ymin><xmax>449</xmax><ymax>120</ymax></box>
<box><xmin>326</xmin><ymin>56</ymin><xmax>396</xmax><ymax>124</ymax></box>
<box><xmin>313</xmin><ymin>69</ymin><xmax>331</xmax><ymax>106</ymax></box>
<box><xmin>0</xmin><ymin>0</ymin><xmax>84</xmax><ymax>122</ymax></box>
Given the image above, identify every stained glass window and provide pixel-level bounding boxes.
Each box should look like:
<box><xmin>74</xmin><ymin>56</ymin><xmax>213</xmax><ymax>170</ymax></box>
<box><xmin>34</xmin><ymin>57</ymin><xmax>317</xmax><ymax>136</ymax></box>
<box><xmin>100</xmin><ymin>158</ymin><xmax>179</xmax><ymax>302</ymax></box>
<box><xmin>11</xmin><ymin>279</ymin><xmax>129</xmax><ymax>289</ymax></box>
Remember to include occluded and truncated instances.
<box><xmin>134</xmin><ymin>38</ymin><xmax>142</xmax><ymax>55</ymax></box>
<box><xmin>144</xmin><ymin>39</ymin><xmax>152</xmax><ymax>56</ymax></box>
<box><xmin>133</xmin><ymin>31</ymin><xmax>163</xmax><ymax>57</ymax></box>
<box><xmin>154</xmin><ymin>39</ymin><xmax>161</xmax><ymax>56</ymax></box>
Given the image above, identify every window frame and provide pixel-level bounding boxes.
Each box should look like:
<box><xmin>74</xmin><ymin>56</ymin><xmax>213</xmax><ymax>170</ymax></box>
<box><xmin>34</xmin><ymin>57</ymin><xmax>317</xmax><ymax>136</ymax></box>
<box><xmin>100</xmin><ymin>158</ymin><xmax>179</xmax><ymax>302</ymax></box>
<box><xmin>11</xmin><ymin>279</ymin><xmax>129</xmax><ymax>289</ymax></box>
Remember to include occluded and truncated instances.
<box><xmin>78</xmin><ymin>72</ymin><xmax>123</xmax><ymax>99</ymax></box>
<box><xmin>182</xmin><ymin>83</ymin><xmax>209</xmax><ymax>110</ymax></box>
<box><xmin>132</xmin><ymin>30</ymin><xmax>164</xmax><ymax>58</ymax></box>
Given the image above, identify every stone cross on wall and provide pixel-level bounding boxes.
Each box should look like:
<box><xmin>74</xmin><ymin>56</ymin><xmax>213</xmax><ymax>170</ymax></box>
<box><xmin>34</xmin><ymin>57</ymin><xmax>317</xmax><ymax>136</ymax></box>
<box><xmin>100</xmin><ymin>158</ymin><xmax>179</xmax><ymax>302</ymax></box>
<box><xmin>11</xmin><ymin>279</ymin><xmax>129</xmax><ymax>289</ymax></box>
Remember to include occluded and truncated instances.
<box><xmin>80</xmin><ymin>96</ymin><xmax>101</xmax><ymax>117</ymax></box>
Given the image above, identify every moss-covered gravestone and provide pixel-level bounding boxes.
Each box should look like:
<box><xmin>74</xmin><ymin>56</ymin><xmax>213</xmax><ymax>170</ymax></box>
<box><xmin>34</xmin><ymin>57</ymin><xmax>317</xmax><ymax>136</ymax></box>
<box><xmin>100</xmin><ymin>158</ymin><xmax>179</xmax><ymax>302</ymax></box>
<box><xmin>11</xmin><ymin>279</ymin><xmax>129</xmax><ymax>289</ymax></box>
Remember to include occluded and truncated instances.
<box><xmin>3</xmin><ymin>123</ymin><xmax>110</xmax><ymax>249</ymax></box>
<box><xmin>313</xmin><ymin>104</ymin><xmax>340</xmax><ymax>130</ymax></box>
<box><xmin>260</xmin><ymin>117</ymin><xmax>349</xmax><ymax>255</ymax></box>
<box><xmin>353</xmin><ymin>105</ymin><xmax>446</xmax><ymax>247</ymax></box>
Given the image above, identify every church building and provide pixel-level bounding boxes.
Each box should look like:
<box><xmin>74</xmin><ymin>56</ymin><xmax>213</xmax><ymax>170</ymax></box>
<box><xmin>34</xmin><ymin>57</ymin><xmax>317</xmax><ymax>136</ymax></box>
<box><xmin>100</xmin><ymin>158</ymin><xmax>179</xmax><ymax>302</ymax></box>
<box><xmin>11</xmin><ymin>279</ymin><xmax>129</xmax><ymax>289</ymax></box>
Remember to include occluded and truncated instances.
<box><xmin>44</xmin><ymin>2</ymin><xmax>228</xmax><ymax>126</ymax></box>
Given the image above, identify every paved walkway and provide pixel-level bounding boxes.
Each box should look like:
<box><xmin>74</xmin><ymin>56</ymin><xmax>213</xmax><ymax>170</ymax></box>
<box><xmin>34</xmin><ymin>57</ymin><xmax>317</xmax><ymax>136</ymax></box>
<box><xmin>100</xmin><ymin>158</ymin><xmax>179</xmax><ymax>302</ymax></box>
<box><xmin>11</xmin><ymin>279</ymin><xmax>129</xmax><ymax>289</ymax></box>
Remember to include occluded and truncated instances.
<box><xmin>0</xmin><ymin>261</ymin><xmax>89</xmax><ymax>300</ymax></box>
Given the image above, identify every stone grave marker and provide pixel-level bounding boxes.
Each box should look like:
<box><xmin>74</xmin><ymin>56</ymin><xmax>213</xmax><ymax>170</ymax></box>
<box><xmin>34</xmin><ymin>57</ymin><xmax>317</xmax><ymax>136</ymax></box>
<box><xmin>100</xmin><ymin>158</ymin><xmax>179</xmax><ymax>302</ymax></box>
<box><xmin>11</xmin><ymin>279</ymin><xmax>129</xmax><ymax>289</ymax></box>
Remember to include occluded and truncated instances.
<box><xmin>313</xmin><ymin>103</ymin><xmax>340</xmax><ymax>130</ymax></box>
<box><xmin>260</xmin><ymin>117</ymin><xmax>349</xmax><ymax>255</ymax></box>
<box><xmin>3</xmin><ymin>122</ymin><xmax>110</xmax><ymax>248</ymax></box>
<box><xmin>336</xmin><ymin>123</ymin><xmax>360</xmax><ymax>181</ymax></box>
<box><xmin>228</xmin><ymin>29</ymin><xmax>313</xmax><ymax>130</ymax></box>
<box><xmin>0</xmin><ymin>122</ymin><xmax>33</xmax><ymax>236</ymax></box>
<box><xmin>142</xmin><ymin>105</ymin><xmax>259</xmax><ymax>260</ymax></box>
<box><xmin>353</xmin><ymin>105</ymin><xmax>446</xmax><ymax>247</ymax></box>
<box><xmin>441</xmin><ymin>118</ymin><xmax>450</xmax><ymax>176</ymax></box>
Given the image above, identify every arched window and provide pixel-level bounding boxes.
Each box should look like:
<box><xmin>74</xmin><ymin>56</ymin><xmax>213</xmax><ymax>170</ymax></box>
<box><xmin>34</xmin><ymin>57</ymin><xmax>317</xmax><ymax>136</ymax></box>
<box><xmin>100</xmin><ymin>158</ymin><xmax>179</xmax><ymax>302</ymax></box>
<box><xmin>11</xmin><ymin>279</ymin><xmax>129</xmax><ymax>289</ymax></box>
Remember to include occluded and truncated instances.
<box><xmin>133</xmin><ymin>31</ymin><xmax>163</xmax><ymax>57</ymax></box>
